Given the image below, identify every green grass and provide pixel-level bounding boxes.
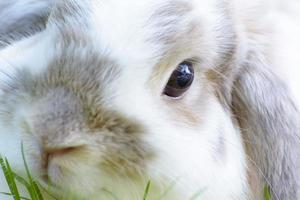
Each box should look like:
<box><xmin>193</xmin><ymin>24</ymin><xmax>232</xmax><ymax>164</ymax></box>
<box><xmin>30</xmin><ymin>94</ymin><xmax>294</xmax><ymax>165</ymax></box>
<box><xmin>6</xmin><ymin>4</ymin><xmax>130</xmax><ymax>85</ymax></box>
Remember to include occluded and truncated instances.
<box><xmin>0</xmin><ymin>146</ymin><xmax>272</xmax><ymax>200</ymax></box>
<box><xmin>0</xmin><ymin>145</ymin><xmax>152</xmax><ymax>200</ymax></box>
<box><xmin>264</xmin><ymin>185</ymin><xmax>272</xmax><ymax>200</ymax></box>
<box><xmin>142</xmin><ymin>181</ymin><xmax>151</xmax><ymax>200</ymax></box>
<box><xmin>0</xmin><ymin>144</ymin><xmax>47</xmax><ymax>200</ymax></box>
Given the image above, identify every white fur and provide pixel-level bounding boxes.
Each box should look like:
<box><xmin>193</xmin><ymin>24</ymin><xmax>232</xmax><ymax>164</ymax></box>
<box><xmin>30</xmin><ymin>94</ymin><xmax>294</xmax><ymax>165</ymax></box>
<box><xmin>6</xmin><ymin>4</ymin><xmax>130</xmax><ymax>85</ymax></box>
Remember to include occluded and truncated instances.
<box><xmin>0</xmin><ymin>0</ymin><xmax>299</xmax><ymax>199</ymax></box>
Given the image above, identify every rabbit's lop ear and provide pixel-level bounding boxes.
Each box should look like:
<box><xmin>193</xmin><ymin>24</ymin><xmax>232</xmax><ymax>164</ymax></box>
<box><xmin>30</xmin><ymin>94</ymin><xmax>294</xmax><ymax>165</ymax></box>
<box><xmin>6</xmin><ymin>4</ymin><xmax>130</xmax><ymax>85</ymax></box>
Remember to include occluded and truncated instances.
<box><xmin>231</xmin><ymin>57</ymin><xmax>300</xmax><ymax>199</ymax></box>
<box><xmin>47</xmin><ymin>0</ymin><xmax>91</xmax><ymax>33</ymax></box>
<box><xmin>0</xmin><ymin>0</ymin><xmax>53</xmax><ymax>48</ymax></box>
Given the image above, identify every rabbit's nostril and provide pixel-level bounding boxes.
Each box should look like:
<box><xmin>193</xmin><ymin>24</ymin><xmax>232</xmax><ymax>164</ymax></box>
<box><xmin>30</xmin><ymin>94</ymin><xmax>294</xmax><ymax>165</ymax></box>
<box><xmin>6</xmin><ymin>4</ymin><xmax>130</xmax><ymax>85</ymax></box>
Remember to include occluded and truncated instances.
<box><xmin>45</xmin><ymin>146</ymin><xmax>78</xmax><ymax>157</ymax></box>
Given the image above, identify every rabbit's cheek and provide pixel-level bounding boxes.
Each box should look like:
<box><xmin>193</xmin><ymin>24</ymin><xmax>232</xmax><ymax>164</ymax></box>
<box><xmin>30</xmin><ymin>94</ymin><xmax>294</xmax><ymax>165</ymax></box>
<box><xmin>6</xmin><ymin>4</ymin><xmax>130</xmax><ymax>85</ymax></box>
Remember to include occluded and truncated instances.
<box><xmin>98</xmin><ymin>138</ymin><xmax>153</xmax><ymax>177</ymax></box>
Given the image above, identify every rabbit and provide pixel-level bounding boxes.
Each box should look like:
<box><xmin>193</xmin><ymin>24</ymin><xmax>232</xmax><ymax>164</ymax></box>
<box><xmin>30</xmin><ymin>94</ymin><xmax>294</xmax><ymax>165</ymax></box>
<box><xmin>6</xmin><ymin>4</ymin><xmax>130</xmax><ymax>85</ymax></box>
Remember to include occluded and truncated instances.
<box><xmin>0</xmin><ymin>0</ymin><xmax>300</xmax><ymax>199</ymax></box>
<box><xmin>0</xmin><ymin>0</ymin><xmax>53</xmax><ymax>49</ymax></box>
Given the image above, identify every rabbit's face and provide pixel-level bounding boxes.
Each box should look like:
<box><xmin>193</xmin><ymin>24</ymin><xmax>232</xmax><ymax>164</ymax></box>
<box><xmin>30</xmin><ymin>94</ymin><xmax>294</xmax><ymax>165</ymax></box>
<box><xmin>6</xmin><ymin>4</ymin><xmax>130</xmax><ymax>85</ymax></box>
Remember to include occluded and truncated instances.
<box><xmin>0</xmin><ymin>0</ymin><xmax>248</xmax><ymax>199</ymax></box>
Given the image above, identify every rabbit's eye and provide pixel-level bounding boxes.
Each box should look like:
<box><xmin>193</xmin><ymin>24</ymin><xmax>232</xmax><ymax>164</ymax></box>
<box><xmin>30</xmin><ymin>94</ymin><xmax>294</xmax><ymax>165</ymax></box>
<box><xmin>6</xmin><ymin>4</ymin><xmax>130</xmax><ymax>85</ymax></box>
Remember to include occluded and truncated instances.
<box><xmin>163</xmin><ymin>61</ymin><xmax>194</xmax><ymax>98</ymax></box>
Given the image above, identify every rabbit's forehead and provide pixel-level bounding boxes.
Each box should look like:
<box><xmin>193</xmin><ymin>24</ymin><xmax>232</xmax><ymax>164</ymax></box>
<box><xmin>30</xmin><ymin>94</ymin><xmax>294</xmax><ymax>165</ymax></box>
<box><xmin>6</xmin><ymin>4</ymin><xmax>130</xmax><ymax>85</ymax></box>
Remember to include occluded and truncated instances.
<box><xmin>90</xmin><ymin>0</ymin><xmax>194</xmax><ymax>57</ymax></box>
<box><xmin>48</xmin><ymin>0</ymin><xmax>221</xmax><ymax>68</ymax></box>
<box><xmin>89</xmin><ymin>0</ymin><xmax>218</xmax><ymax>62</ymax></box>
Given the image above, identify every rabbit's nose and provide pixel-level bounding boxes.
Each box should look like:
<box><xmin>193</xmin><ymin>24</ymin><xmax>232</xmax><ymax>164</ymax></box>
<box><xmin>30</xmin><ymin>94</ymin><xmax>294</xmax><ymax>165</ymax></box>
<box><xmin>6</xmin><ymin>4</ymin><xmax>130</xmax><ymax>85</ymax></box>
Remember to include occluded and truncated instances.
<box><xmin>41</xmin><ymin>146</ymin><xmax>79</xmax><ymax>181</ymax></box>
<box><xmin>42</xmin><ymin>145</ymin><xmax>78</xmax><ymax>164</ymax></box>
<box><xmin>45</xmin><ymin>146</ymin><xmax>77</xmax><ymax>158</ymax></box>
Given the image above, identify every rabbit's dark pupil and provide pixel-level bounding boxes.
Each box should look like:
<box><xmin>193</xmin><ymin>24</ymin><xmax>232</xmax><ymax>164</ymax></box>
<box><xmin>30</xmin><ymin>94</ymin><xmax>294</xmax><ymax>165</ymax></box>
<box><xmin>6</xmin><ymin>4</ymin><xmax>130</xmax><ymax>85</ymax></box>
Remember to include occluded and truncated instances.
<box><xmin>163</xmin><ymin>61</ymin><xmax>194</xmax><ymax>98</ymax></box>
<box><xmin>176</xmin><ymin>64</ymin><xmax>193</xmax><ymax>87</ymax></box>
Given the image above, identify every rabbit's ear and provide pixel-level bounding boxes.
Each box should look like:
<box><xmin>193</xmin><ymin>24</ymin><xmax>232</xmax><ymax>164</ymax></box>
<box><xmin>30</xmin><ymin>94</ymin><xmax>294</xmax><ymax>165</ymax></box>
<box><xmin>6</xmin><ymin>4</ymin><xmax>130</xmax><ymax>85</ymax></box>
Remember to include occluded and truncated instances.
<box><xmin>48</xmin><ymin>0</ymin><xmax>91</xmax><ymax>31</ymax></box>
<box><xmin>0</xmin><ymin>0</ymin><xmax>53</xmax><ymax>48</ymax></box>
<box><xmin>231</xmin><ymin>60</ymin><xmax>300</xmax><ymax>199</ymax></box>
<box><xmin>46</xmin><ymin>0</ymin><xmax>93</xmax><ymax>45</ymax></box>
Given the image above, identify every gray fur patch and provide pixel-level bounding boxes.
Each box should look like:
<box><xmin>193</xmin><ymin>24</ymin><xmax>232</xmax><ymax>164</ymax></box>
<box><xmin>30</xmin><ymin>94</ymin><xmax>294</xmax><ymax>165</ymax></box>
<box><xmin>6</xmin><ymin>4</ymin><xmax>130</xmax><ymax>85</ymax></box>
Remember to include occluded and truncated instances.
<box><xmin>0</xmin><ymin>41</ymin><xmax>152</xmax><ymax>176</ymax></box>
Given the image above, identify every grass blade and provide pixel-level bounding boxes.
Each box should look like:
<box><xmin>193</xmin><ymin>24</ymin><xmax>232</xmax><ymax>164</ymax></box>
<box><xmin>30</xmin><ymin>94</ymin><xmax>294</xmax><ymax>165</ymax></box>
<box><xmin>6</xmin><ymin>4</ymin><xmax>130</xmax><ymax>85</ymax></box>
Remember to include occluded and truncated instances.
<box><xmin>32</xmin><ymin>181</ymin><xmax>44</xmax><ymax>200</ymax></box>
<box><xmin>21</xmin><ymin>143</ymin><xmax>42</xmax><ymax>200</ymax></box>
<box><xmin>0</xmin><ymin>155</ymin><xmax>21</xmax><ymax>200</ymax></box>
<box><xmin>5</xmin><ymin>158</ymin><xmax>21</xmax><ymax>200</ymax></box>
<box><xmin>143</xmin><ymin>181</ymin><xmax>151</xmax><ymax>200</ymax></box>
<box><xmin>0</xmin><ymin>192</ymin><xmax>31</xmax><ymax>200</ymax></box>
<box><xmin>101</xmin><ymin>188</ymin><xmax>119</xmax><ymax>200</ymax></box>
<box><xmin>38</xmin><ymin>183</ymin><xmax>59</xmax><ymax>200</ymax></box>
<box><xmin>15</xmin><ymin>172</ymin><xmax>47</xmax><ymax>200</ymax></box>
<box><xmin>264</xmin><ymin>185</ymin><xmax>272</xmax><ymax>200</ymax></box>
<box><xmin>13</xmin><ymin>172</ymin><xmax>31</xmax><ymax>189</ymax></box>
